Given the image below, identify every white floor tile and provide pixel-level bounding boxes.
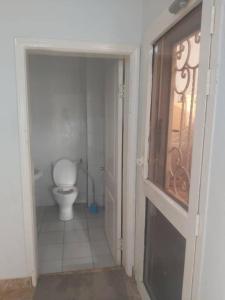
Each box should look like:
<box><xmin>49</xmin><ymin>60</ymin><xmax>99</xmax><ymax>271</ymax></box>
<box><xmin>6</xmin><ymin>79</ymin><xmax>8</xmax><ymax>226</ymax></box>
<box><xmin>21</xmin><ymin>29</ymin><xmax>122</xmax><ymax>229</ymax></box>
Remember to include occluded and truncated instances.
<box><xmin>64</xmin><ymin>229</ymin><xmax>89</xmax><ymax>243</ymax></box>
<box><xmin>42</xmin><ymin>206</ymin><xmax>59</xmax><ymax>222</ymax></box>
<box><xmin>65</xmin><ymin>219</ymin><xmax>87</xmax><ymax>231</ymax></box>
<box><xmin>89</xmin><ymin>228</ymin><xmax>107</xmax><ymax>241</ymax></box>
<box><xmin>41</xmin><ymin>221</ymin><xmax>64</xmax><ymax>232</ymax></box>
<box><xmin>74</xmin><ymin>204</ymin><xmax>87</xmax><ymax>213</ymax></box>
<box><xmin>39</xmin><ymin>231</ymin><xmax>64</xmax><ymax>245</ymax></box>
<box><xmin>86</xmin><ymin>210</ymin><xmax>104</xmax><ymax>219</ymax></box>
<box><xmin>62</xmin><ymin>257</ymin><xmax>93</xmax><ymax>272</ymax></box>
<box><xmin>63</xmin><ymin>242</ymin><xmax>92</xmax><ymax>259</ymax></box>
<box><xmin>36</xmin><ymin>207</ymin><xmax>45</xmax><ymax>222</ymax></box>
<box><xmin>39</xmin><ymin>260</ymin><xmax>62</xmax><ymax>274</ymax></box>
<box><xmin>74</xmin><ymin>212</ymin><xmax>87</xmax><ymax>220</ymax></box>
<box><xmin>87</xmin><ymin>218</ymin><xmax>104</xmax><ymax>228</ymax></box>
<box><xmin>44</xmin><ymin>205</ymin><xmax>58</xmax><ymax>213</ymax></box>
<box><xmin>42</xmin><ymin>214</ymin><xmax>59</xmax><ymax>223</ymax></box>
<box><xmin>37</xmin><ymin>205</ymin><xmax>113</xmax><ymax>275</ymax></box>
<box><xmin>93</xmin><ymin>254</ymin><xmax>115</xmax><ymax>268</ymax></box>
<box><xmin>38</xmin><ymin>244</ymin><xmax>63</xmax><ymax>261</ymax></box>
<box><xmin>91</xmin><ymin>241</ymin><xmax>111</xmax><ymax>256</ymax></box>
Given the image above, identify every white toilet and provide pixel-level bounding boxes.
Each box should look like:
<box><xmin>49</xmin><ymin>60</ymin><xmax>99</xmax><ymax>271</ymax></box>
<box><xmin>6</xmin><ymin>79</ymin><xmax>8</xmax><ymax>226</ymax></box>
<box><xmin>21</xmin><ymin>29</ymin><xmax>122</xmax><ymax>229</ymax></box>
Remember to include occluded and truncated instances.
<box><xmin>52</xmin><ymin>158</ymin><xmax>79</xmax><ymax>221</ymax></box>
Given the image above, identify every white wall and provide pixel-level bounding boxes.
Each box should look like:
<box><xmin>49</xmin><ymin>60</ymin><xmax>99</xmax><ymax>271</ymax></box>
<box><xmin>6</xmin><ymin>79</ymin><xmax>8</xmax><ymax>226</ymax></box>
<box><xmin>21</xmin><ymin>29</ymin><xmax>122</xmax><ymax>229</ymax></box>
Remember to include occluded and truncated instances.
<box><xmin>86</xmin><ymin>59</ymin><xmax>106</xmax><ymax>207</ymax></box>
<box><xmin>29</xmin><ymin>55</ymin><xmax>88</xmax><ymax>206</ymax></box>
<box><xmin>0</xmin><ymin>0</ymin><xmax>142</xmax><ymax>279</ymax></box>
<box><xmin>142</xmin><ymin>0</ymin><xmax>172</xmax><ymax>35</ymax></box>
<box><xmin>29</xmin><ymin>55</ymin><xmax>107</xmax><ymax>208</ymax></box>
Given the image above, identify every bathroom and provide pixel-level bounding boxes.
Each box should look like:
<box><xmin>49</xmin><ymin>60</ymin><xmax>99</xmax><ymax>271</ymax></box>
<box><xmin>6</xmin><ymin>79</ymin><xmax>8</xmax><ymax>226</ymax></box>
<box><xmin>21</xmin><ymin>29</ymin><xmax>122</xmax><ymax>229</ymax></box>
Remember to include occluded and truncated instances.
<box><xmin>28</xmin><ymin>53</ymin><xmax>123</xmax><ymax>274</ymax></box>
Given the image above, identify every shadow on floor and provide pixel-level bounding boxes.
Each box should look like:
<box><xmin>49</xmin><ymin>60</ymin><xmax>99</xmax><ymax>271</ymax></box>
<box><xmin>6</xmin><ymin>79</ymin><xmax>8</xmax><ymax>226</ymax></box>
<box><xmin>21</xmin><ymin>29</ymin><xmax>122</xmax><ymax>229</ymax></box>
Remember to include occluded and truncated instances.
<box><xmin>34</xmin><ymin>267</ymin><xmax>141</xmax><ymax>300</ymax></box>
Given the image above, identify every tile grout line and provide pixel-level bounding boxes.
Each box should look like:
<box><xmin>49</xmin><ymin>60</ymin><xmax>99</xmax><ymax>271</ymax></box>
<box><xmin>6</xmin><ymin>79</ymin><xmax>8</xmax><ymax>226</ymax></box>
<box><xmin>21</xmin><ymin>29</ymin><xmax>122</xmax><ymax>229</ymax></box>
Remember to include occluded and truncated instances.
<box><xmin>84</xmin><ymin>206</ymin><xmax>94</xmax><ymax>268</ymax></box>
<box><xmin>61</xmin><ymin>213</ymin><xmax>67</xmax><ymax>272</ymax></box>
<box><xmin>38</xmin><ymin>207</ymin><xmax>46</xmax><ymax>235</ymax></box>
<box><xmin>38</xmin><ymin>205</ymin><xmax>113</xmax><ymax>273</ymax></box>
<box><xmin>37</xmin><ymin>207</ymin><xmax>47</xmax><ymax>273</ymax></box>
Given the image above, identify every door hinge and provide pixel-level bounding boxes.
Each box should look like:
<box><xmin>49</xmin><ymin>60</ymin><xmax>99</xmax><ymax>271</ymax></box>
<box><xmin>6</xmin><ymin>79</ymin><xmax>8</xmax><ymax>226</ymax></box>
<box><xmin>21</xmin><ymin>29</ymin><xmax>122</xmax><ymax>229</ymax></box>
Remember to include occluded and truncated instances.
<box><xmin>136</xmin><ymin>157</ymin><xmax>144</xmax><ymax>167</ymax></box>
<box><xmin>206</xmin><ymin>69</ymin><xmax>211</xmax><ymax>96</ymax></box>
<box><xmin>195</xmin><ymin>214</ymin><xmax>200</xmax><ymax>237</ymax></box>
<box><xmin>149</xmin><ymin>46</ymin><xmax>154</xmax><ymax>57</ymax></box>
<box><xmin>119</xmin><ymin>238</ymin><xmax>123</xmax><ymax>251</ymax></box>
<box><xmin>119</xmin><ymin>84</ymin><xmax>125</xmax><ymax>100</ymax></box>
<box><xmin>210</xmin><ymin>4</ymin><xmax>216</xmax><ymax>35</ymax></box>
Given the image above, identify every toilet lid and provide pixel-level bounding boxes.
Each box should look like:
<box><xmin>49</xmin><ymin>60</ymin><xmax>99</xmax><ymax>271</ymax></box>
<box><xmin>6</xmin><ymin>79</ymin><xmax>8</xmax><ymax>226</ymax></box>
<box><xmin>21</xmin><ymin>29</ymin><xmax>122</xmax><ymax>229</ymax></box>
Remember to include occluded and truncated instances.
<box><xmin>53</xmin><ymin>159</ymin><xmax>76</xmax><ymax>188</ymax></box>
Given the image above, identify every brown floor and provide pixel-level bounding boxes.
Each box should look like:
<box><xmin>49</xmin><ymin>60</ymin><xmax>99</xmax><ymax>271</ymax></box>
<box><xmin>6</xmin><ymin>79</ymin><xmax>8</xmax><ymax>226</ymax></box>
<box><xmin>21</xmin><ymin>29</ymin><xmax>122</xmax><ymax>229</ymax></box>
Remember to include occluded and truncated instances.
<box><xmin>0</xmin><ymin>287</ymin><xmax>33</xmax><ymax>300</ymax></box>
<box><xmin>34</xmin><ymin>267</ymin><xmax>141</xmax><ymax>300</ymax></box>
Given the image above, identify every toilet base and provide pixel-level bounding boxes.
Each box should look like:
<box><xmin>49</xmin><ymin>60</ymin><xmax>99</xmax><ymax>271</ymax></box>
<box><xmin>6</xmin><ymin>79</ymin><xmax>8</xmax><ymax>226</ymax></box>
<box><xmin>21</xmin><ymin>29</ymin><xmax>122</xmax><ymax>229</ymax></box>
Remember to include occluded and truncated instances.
<box><xmin>59</xmin><ymin>206</ymin><xmax>74</xmax><ymax>221</ymax></box>
<box><xmin>52</xmin><ymin>186</ymin><xmax>79</xmax><ymax>221</ymax></box>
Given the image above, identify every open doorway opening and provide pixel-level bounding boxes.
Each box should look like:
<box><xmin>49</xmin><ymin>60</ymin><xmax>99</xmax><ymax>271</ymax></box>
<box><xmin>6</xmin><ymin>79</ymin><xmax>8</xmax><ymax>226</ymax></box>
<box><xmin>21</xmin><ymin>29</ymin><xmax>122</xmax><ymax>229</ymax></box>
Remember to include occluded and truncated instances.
<box><xmin>27</xmin><ymin>54</ymin><xmax>124</xmax><ymax>275</ymax></box>
<box><xmin>16</xmin><ymin>40</ymin><xmax>139</xmax><ymax>286</ymax></box>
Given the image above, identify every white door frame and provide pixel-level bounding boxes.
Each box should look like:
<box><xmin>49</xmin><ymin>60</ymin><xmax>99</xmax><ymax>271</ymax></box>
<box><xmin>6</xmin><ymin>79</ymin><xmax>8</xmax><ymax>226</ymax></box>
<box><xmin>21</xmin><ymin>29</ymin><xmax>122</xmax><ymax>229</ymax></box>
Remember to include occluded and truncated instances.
<box><xmin>134</xmin><ymin>0</ymin><xmax>215</xmax><ymax>299</ymax></box>
<box><xmin>15</xmin><ymin>38</ymin><xmax>140</xmax><ymax>286</ymax></box>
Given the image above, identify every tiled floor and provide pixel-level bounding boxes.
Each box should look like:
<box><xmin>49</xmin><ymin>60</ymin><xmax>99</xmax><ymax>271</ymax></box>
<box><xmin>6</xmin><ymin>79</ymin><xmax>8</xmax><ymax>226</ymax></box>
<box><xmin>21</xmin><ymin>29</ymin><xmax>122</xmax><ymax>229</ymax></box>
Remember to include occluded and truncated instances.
<box><xmin>34</xmin><ymin>268</ymin><xmax>141</xmax><ymax>300</ymax></box>
<box><xmin>36</xmin><ymin>204</ymin><xmax>115</xmax><ymax>274</ymax></box>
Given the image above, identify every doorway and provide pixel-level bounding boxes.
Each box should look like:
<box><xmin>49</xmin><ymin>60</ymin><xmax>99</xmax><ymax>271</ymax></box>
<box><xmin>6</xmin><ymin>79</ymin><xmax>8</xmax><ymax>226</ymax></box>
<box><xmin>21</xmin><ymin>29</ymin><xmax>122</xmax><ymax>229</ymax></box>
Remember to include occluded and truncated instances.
<box><xmin>15</xmin><ymin>40</ymin><xmax>139</xmax><ymax>286</ymax></box>
<box><xmin>28</xmin><ymin>55</ymin><xmax>124</xmax><ymax>274</ymax></box>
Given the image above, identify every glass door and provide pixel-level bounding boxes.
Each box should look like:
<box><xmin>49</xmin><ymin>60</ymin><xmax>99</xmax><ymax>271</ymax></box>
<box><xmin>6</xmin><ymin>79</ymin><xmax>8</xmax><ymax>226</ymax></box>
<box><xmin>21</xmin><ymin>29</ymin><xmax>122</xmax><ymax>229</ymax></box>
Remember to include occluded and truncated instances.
<box><xmin>136</xmin><ymin>3</ymin><xmax>213</xmax><ymax>299</ymax></box>
<box><xmin>148</xmin><ymin>6</ymin><xmax>201</xmax><ymax>211</ymax></box>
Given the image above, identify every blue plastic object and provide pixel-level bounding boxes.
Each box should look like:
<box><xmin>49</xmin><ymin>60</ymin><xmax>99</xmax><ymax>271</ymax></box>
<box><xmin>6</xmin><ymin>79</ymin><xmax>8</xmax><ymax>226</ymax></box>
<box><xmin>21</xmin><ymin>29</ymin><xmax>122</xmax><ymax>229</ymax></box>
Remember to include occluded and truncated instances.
<box><xmin>89</xmin><ymin>203</ymin><xmax>98</xmax><ymax>214</ymax></box>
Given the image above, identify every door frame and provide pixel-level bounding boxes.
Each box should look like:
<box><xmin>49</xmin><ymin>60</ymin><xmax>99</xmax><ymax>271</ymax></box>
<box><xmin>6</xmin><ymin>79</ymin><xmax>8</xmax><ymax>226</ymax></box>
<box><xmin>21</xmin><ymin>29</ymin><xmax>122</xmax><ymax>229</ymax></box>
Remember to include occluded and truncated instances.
<box><xmin>15</xmin><ymin>38</ymin><xmax>140</xmax><ymax>286</ymax></box>
<box><xmin>104</xmin><ymin>59</ymin><xmax>124</xmax><ymax>265</ymax></box>
<box><xmin>134</xmin><ymin>0</ymin><xmax>215</xmax><ymax>299</ymax></box>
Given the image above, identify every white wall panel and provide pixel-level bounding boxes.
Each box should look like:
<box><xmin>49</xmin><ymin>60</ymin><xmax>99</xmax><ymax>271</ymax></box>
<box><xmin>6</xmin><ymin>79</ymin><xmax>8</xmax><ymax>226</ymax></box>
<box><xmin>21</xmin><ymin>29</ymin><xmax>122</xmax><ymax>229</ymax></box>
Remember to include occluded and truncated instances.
<box><xmin>86</xmin><ymin>58</ymin><xmax>106</xmax><ymax>207</ymax></box>
<box><xmin>29</xmin><ymin>55</ymin><xmax>87</xmax><ymax>206</ymax></box>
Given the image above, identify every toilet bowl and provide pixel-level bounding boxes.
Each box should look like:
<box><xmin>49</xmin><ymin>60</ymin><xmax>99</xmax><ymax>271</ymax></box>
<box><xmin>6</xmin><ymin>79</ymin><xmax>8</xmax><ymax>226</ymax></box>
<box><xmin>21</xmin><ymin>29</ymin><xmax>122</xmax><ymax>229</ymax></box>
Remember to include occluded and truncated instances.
<box><xmin>52</xmin><ymin>158</ymin><xmax>79</xmax><ymax>221</ymax></box>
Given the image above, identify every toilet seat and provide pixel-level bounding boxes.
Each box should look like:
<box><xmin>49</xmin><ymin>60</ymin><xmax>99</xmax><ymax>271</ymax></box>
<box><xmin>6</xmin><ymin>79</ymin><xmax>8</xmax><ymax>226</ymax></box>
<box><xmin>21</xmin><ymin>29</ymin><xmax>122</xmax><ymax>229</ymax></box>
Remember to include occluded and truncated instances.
<box><xmin>53</xmin><ymin>159</ymin><xmax>77</xmax><ymax>190</ymax></box>
<box><xmin>52</xmin><ymin>158</ymin><xmax>79</xmax><ymax>221</ymax></box>
<box><xmin>53</xmin><ymin>186</ymin><xmax>78</xmax><ymax>195</ymax></box>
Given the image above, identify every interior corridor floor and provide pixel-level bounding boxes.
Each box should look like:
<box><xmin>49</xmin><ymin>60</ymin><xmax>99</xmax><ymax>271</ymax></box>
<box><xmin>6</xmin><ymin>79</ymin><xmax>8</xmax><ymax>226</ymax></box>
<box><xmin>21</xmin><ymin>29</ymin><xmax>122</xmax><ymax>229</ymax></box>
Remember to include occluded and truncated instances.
<box><xmin>1</xmin><ymin>268</ymin><xmax>141</xmax><ymax>300</ymax></box>
<box><xmin>36</xmin><ymin>204</ymin><xmax>115</xmax><ymax>274</ymax></box>
<box><xmin>34</xmin><ymin>268</ymin><xmax>141</xmax><ymax>300</ymax></box>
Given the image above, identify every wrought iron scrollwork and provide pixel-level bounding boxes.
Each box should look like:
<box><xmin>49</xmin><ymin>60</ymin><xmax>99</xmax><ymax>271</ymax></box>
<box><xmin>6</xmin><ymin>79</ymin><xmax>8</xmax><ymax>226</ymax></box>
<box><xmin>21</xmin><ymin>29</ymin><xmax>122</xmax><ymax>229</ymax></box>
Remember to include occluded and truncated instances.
<box><xmin>166</xmin><ymin>31</ymin><xmax>201</xmax><ymax>204</ymax></box>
